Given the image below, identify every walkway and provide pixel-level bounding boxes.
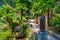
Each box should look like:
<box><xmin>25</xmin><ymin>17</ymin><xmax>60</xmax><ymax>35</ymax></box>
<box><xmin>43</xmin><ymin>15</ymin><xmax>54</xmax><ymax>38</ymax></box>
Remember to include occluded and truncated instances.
<box><xmin>48</xmin><ymin>35</ymin><xmax>57</xmax><ymax>40</ymax></box>
<box><xmin>28</xmin><ymin>19</ymin><xmax>58</xmax><ymax>40</ymax></box>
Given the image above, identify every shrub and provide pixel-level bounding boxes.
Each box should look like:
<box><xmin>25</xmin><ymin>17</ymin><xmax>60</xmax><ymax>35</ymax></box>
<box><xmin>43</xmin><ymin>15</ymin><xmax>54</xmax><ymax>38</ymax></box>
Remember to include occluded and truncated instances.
<box><xmin>49</xmin><ymin>14</ymin><xmax>60</xmax><ymax>32</ymax></box>
<box><xmin>0</xmin><ymin>23</ymin><xmax>12</xmax><ymax>40</ymax></box>
<box><xmin>50</xmin><ymin>14</ymin><xmax>60</xmax><ymax>26</ymax></box>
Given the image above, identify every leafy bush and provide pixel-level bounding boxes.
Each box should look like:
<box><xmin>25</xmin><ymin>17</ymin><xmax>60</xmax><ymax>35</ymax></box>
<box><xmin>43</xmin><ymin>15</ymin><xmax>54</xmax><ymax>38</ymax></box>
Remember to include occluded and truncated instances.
<box><xmin>0</xmin><ymin>30</ymin><xmax>12</xmax><ymax>40</ymax></box>
<box><xmin>50</xmin><ymin>14</ymin><xmax>60</xmax><ymax>26</ymax></box>
<box><xmin>22</xmin><ymin>24</ymin><xmax>28</xmax><ymax>37</ymax></box>
<box><xmin>0</xmin><ymin>23</ymin><xmax>12</xmax><ymax>40</ymax></box>
<box><xmin>49</xmin><ymin>14</ymin><xmax>60</xmax><ymax>33</ymax></box>
<box><xmin>18</xmin><ymin>24</ymin><xmax>28</xmax><ymax>38</ymax></box>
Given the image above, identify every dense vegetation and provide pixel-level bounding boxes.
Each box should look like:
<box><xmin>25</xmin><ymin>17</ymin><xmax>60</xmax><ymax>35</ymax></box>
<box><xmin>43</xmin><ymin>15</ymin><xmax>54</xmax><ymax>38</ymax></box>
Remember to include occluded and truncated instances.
<box><xmin>0</xmin><ymin>0</ymin><xmax>60</xmax><ymax>40</ymax></box>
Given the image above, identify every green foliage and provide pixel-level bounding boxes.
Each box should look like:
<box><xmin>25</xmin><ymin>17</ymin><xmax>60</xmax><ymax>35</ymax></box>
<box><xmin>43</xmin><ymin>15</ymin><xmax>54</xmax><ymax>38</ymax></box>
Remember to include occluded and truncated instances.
<box><xmin>30</xmin><ymin>0</ymin><xmax>57</xmax><ymax>16</ymax></box>
<box><xmin>0</xmin><ymin>0</ymin><xmax>31</xmax><ymax>39</ymax></box>
<box><xmin>31</xmin><ymin>0</ymin><xmax>43</xmax><ymax>15</ymax></box>
<box><xmin>0</xmin><ymin>30</ymin><xmax>12</xmax><ymax>40</ymax></box>
<box><xmin>56</xmin><ymin>5</ymin><xmax>60</xmax><ymax>13</ymax></box>
<box><xmin>0</xmin><ymin>22</ymin><xmax>12</xmax><ymax>40</ymax></box>
<box><xmin>18</xmin><ymin>24</ymin><xmax>29</xmax><ymax>38</ymax></box>
<box><xmin>56</xmin><ymin>32</ymin><xmax>60</xmax><ymax>35</ymax></box>
<box><xmin>5</xmin><ymin>0</ymin><xmax>16</xmax><ymax>8</ymax></box>
<box><xmin>0</xmin><ymin>5</ymin><xmax>21</xmax><ymax>27</ymax></box>
<box><xmin>50</xmin><ymin>14</ymin><xmax>60</xmax><ymax>26</ymax></box>
<box><xmin>50</xmin><ymin>17</ymin><xmax>57</xmax><ymax>26</ymax></box>
<box><xmin>0</xmin><ymin>0</ymin><xmax>58</xmax><ymax>39</ymax></box>
<box><xmin>22</xmin><ymin>24</ymin><xmax>28</xmax><ymax>37</ymax></box>
<box><xmin>16</xmin><ymin>0</ymin><xmax>29</xmax><ymax>11</ymax></box>
<box><xmin>49</xmin><ymin>14</ymin><xmax>60</xmax><ymax>33</ymax></box>
<box><xmin>0</xmin><ymin>4</ymin><xmax>21</xmax><ymax>40</ymax></box>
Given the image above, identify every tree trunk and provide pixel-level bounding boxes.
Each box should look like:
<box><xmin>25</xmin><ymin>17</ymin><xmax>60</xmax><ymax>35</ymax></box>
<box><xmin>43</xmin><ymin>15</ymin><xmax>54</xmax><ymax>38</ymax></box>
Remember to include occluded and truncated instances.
<box><xmin>47</xmin><ymin>8</ymin><xmax>50</xmax><ymax>27</ymax></box>
<box><xmin>18</xmin><ymin>9</ymin><xmax>23</xmax><ymax>25</ymax></box>
<box><xmin>51</xmin><ymin>10</ymin><xmax>53</xmax><ymax>18</ymax></box>
<box><xmin>21</xmin><ymin>9</ymin><xmax>23</xmax><ymax>21</ymax></box>
<box><xmin>38</xmin><ymin>15</ymin><xmax>40</xmax><ymax>24</ymax></box>
<box><xmin>36</xmin><ymin>15</ymin><xmax>38</xmax><ymax>24</ymax></box>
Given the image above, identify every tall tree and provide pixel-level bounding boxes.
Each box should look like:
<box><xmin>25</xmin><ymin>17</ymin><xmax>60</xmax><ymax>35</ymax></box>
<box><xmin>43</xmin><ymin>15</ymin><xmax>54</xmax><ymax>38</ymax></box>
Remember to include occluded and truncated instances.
<box><xmin>30</xmin><ymin>0</ymin><xmax>48</xmax><ymax>24</ymax></box>
<box><xmin>46</xmin><ymin>0</ymin><xmax>57</xmax><ymax>26</ymax></box>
